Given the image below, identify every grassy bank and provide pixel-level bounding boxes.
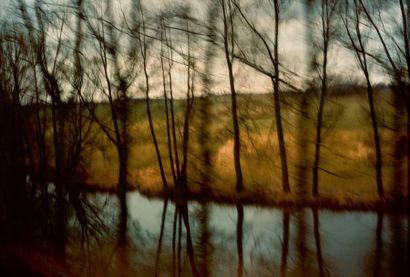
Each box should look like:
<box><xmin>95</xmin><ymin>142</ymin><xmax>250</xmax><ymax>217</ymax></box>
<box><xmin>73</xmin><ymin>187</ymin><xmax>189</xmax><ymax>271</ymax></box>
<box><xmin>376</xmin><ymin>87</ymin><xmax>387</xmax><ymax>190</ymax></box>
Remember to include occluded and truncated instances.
<box><xmin>74</xmin><ymin>90</ymin><xmax>407</xmax><ymax>211</ymax></box>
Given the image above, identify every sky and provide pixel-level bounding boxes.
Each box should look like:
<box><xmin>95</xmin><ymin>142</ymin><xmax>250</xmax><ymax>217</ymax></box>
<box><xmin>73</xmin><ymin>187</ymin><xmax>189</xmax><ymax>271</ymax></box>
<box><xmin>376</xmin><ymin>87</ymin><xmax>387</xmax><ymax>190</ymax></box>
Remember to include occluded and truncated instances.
<box><xmin>1</xmin><ymin>0</ymin><xmax>403</xmax><ymax>98</ymax></box>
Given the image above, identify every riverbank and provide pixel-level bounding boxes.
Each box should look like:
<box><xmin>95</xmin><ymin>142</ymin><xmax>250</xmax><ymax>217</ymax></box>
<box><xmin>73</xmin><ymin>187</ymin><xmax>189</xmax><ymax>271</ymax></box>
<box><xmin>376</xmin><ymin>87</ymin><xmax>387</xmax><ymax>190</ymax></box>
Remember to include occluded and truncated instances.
<box><xmin>83</xmin><ymin>182</ymin><xmax>408</xmax><ymax>212</ymax></box>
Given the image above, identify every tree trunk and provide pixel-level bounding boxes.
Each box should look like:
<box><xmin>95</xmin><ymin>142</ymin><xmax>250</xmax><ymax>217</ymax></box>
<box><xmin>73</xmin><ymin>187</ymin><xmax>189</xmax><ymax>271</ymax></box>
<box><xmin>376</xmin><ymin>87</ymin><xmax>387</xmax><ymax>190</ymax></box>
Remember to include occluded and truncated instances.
<box><xmin>222</xmin><ymin>0</ymin><xmax>243</xmax><ymax>192</ymax></box>
<box><xmin>312</xmin><ymin>0</ymin><xmax>329</xmax><ymax>196</ymax></box>
<box><xmin>312</xmin><ymin>89</ymin><xmax>325</xmax><ymax>196</ymax></box>
<box><xmin>272</xmin><ymin>76</ymin><xmax>290</xmax><ymax>193</ymax></box>
<box><xmin>273</xmin><ymin>0</ymin><xmax>290</xmax><ymax>193</ymax></box>
<box><xmin>145</xmin><ymin>84</ymin><xmax>168</xmax><ymax>190</ymax></box>
<box><xmin>117</xmin><ymin>146</ymin><xmax>128</xmax><ymax>245</ymax></box>
<box><xmin>366</xmin><ymin>80</ymin><xmax>384</xmax><ymax>197</ymax></box>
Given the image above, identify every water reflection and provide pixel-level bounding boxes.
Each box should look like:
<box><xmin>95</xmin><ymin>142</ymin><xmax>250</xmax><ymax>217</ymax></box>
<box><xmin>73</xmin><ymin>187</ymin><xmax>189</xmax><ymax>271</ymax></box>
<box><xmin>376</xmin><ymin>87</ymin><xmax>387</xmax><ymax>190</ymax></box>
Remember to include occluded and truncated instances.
<box><xmin>280</xmin><ymin>210</ymin><xmax>290</xmax><ymax>277</ymax></box>
<box><xmin>312</xmin><ymin>207</ymin><xmax>325</xmax><ymax>277</ymax></box>
<box><xmin>0</xmin><ymin>192</ymin><xmax>408</xmax><ymax>276</ymax></box>
<box><xmin>236</xmin><ymin>204</ymin><xmax>244</xmax><ymax>277</ymax></box>
<box><xmin>373</xmin><ymin>211</ymin><xmax>383</xmax><ymax>277</ymax></box>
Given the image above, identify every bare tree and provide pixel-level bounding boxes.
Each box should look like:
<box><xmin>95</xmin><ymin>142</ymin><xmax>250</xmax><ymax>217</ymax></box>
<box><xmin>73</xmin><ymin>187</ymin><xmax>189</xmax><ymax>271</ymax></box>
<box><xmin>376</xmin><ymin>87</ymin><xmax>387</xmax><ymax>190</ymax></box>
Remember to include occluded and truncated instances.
<box><xmin>19</xmin><ymin>0</ymin><xmax>74</xmax><ymax>251</ymax></box>
<box><xmin>312</xmin><ymin>0</ymin><xmax>337</xmax><ymax>196</ymax></box>
<box><xmin>233</xmin><ymin>0</ymin><xmax>291</xmax><ymax>193</ymax></box>
<box><xmin>356</xmin><ymin>0</ymin><xmax>409</xmax><ymax>198</ymax></box>
<box><xmin>221</xmin><ymin>0</ymin><xmax>244</xmax><ymax>192</ymax></box>
<box><xmin>152</xmin><ymin>6</ymin><xmax>197</xmax><ymax>193</ymax></box>
<box><xmin>341</xmin><ymin>0</ymin><xmax>384</xmax><ymax>197</ymax></box>
<box><xmin>81</xmin><ymin>0</ymin><xmax>139</xmax><ymax>243</ymax></box>
<box><xmin>140</xmin><ymin>8</ymin><xmax>169</xmax><ymax>191</ymax></box>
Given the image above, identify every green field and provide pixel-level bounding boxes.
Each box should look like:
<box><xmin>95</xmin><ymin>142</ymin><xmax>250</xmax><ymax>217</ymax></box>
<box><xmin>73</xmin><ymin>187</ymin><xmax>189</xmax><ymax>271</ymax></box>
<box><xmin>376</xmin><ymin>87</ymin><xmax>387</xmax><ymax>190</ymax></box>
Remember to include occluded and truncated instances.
<box><xmin>79</xmin><ymin>90</ymin><xmax>406</xmax><ymax>204</ymax></box>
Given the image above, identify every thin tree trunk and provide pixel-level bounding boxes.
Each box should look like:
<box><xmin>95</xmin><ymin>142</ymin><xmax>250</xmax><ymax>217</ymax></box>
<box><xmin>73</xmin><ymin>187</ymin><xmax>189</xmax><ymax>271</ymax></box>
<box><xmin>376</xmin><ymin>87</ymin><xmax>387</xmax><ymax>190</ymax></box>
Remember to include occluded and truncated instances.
<box><xmin>366</xmin><ymin>79</ymin><xmax>384</xmax><ymax>197</ymax></box>
<box><xmin>273</xmin><ymin>0</ymin><xmax>290</xmax><ymax>193</ymax></box>
<box><xmin>161</xmin><ymin>56</ymin><xmax>177</xmax><ymax>184</ymax></box>
<box><xmin>313</xmin><ymin>0</ymin><xmax>330</xmax><ymax>196</ymax></box>
<box><xmin>168</xmin><ymin>68</ymin><xmax>181</xmax><ymax>178</ymax></box>
<box><xmin>355</xmin><ymin>0</ymin><xmax>384</xmax><ymax>197</ymax></box>
<box><xmin>180</xmin><ymin>25</ymin><xmax>195</xmax><ymax>192</ymax></box>
<box><xmin>312</xmin><ymin>91</ymin><xmax>325</xmax><ymax>196</ymax></box>
<box><xmin>272</xmin><ymin>77</ymin><xmax>290</xmax><ymax>193</ymax></box>
<box><xmin>222</xmin><ymin>0</ymin><xmax>244</xmax><ymax>192</ymax></box>
<box><xmin>145</xmin><ymin>62</ymin><xmax>168</xmax><ymax>190</ymax></box>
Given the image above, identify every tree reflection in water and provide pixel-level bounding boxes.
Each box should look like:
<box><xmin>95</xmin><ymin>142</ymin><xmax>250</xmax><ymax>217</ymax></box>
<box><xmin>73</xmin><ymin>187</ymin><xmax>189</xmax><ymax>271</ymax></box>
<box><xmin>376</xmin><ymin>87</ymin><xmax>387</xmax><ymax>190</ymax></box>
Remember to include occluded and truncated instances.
<box><xmin>0</xmin><ymin>191</ymin><xmax>408</xmax><ymax>276</ymax></box>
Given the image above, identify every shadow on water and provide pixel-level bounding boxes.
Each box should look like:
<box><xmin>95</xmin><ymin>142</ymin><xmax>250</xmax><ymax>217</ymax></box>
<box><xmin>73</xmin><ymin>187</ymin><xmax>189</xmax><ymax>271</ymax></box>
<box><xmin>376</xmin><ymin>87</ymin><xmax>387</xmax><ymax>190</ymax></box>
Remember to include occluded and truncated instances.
<box><xmin>0</xmin><ymin>186</ymin><xmax>408</xmax><ymax>276</ymax></box>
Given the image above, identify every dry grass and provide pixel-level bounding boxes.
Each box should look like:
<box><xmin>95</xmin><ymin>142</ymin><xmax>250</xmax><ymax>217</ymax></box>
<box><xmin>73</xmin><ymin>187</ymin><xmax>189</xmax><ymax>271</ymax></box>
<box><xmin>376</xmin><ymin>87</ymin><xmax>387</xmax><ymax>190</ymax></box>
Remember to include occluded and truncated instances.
<box><xmin>78</xmin><ymin>93</ymin><xmax>407</xmax><ymax>210</ymax></box>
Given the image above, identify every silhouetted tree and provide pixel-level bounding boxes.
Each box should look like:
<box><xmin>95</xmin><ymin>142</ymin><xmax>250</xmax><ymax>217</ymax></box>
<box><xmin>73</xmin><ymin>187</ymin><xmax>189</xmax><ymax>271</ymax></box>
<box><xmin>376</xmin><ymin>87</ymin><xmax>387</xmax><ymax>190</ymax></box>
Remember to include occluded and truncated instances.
<box><xmin>221</xmin><ymin>0</ymin><xmax>244</xmax><ymax>192</ymax></box>
<box><xmin>233</xmin><ymin>0</ymin><xmax>291</xmax><ymax>193</ymax></box>
<box><xmin>312</xmin><ymin>0</ymin><xmax>337</xmax><ymax>196</ymax></box>
<box><xmin>342</xmin><ymin>0</ymin><xmax>384</xmax><ymax>197</ymax></box>
<box><xmin>357</xmin><ymin>0</ymin><xmax>409</xmax><ymax>198</ymax></box>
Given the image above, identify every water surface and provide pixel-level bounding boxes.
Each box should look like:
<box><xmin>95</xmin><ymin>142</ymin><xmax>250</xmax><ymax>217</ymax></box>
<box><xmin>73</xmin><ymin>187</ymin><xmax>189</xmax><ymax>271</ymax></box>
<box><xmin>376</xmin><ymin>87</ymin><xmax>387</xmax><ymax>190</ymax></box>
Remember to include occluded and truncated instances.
<box><xmin>70</xmin><ymin>192</ymin><xmax>407</xmax><ymax>276</ymax></box>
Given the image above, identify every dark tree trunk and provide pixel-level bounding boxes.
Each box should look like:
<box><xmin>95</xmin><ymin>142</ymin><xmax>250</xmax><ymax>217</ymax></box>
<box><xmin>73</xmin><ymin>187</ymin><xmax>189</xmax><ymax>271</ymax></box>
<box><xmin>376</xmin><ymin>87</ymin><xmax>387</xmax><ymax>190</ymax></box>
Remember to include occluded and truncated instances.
<box><xmin>145</xmin><ymin>76</ymin><xmax>168</xmax><ymax>190</ymax></box>
<box><xmin>312</xmin><ymin>89</ymin><xmax>325</xmax><ymax>196</ymax></box>
<box><xmin>273</xmin><ymin>0</ymin><xmax>290</xmax><ymax>193</ymax></box>
<box><xmin>313</xmin><ymin>0</ymin><xmax>330</xmax><ymax>196</ymax></box>
<box><xmin>366</xmin><ymin>80</ymin><xmax>384</xmax><ymax>197</ymax></box>
<box><xmin>272</xmin><ymin>78</ymin><xmax>290</xmax><ymax>193</ymax></box>
<box><xmin>222</xmin><ymin>0</ymin><xmax>244</xmax><ymax>192</ymax></box>
<box><xmin>312</xmin><ymin>90</ymin><xmax>325</xmax><ymax>196</ymax></box>
<box><xmin>169</xmin><ymin>72</ymin><xmax>181</xmax><ymax>179</ymax></box>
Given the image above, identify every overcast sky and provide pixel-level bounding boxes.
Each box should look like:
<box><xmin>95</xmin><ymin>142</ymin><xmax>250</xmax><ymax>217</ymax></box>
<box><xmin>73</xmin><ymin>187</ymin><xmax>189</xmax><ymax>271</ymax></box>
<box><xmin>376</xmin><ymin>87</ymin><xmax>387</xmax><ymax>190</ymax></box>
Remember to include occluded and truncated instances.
<box><xmin>1</xmin><ymin>0</ymin><xmax>401</xmax><ymax>98</ymax></box>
